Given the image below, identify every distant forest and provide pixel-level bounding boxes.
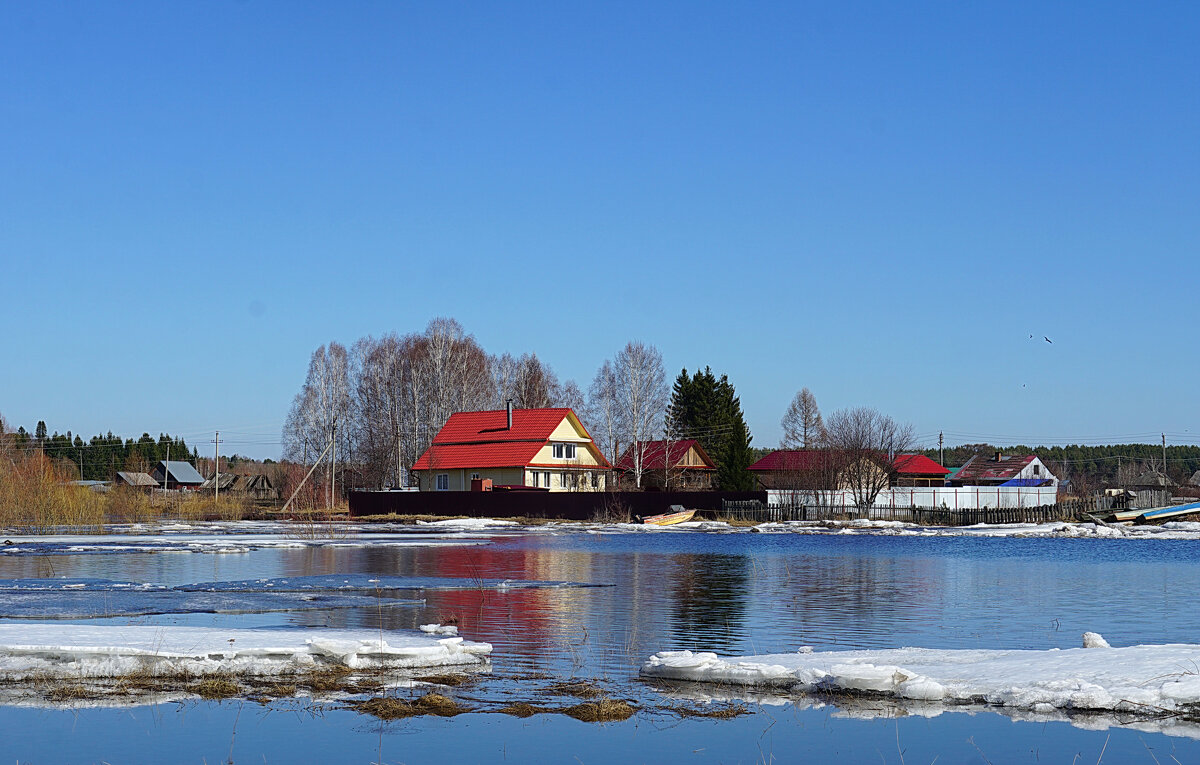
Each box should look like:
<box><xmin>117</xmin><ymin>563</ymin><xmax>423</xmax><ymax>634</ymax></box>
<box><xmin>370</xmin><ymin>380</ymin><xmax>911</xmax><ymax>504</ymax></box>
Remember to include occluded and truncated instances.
<box><xmin>8</xmin><ymin>422</ymin><xmax>195</xmax><ymax>481</ymax></box>
<box><xmin>922</xmin><ymin>443</ymin><xmax>1200</xmax><ymax>492</ymax></box>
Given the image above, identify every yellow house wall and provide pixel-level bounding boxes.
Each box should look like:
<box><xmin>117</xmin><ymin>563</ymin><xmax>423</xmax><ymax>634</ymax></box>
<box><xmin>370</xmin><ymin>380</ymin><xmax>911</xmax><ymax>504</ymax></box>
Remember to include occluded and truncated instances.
<box><xmin>419</xmin><ymin>467</ymin><xmax>526</xmax><ymax>492</ymax></box>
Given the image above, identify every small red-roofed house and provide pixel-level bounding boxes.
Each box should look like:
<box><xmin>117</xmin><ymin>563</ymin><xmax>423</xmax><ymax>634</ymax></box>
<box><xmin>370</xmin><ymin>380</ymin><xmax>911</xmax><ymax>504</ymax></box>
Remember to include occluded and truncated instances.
<box><xmin>747</xmin><ymin>449</ymin><xmax>847</xmax><ymax>490</ymax></box>
<box><xmin>614</xmin><ymin>439</ymin><xmax>717</xmax><ymax>490</ymax></box>
<box><xmin>892</xmin><ymin>454</ymin><xmax>951</xmax><ymax>487</ymax></box>
<box><xmin>410</xmin><ymin>406</ymin><xmax>611</xmax><ymax>492</ymax></box>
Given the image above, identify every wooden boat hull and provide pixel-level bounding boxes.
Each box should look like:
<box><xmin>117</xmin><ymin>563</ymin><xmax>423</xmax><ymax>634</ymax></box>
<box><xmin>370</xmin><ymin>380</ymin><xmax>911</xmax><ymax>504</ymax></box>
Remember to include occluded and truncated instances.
<box><xmin>642</xmin><ymin>509</ymin><xmax>696</xmax><ymax>526</ymax></box>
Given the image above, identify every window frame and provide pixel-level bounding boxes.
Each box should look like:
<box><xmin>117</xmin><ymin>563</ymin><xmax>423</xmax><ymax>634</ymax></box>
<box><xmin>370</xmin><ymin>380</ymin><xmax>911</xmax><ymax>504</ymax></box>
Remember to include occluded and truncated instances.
<box><xmin>435</xmin><ymin>473</ymin><xmax>449</xmax><ymax>491</ymax></box>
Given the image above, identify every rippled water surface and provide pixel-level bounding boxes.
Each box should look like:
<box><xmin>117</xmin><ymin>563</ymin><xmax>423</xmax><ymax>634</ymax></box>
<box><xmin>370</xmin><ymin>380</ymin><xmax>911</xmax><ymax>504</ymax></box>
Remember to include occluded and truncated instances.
<box><xmin>3</xmin><ymin>526</ymin><xmax>1200</xmax><ymax>763</ymax></box>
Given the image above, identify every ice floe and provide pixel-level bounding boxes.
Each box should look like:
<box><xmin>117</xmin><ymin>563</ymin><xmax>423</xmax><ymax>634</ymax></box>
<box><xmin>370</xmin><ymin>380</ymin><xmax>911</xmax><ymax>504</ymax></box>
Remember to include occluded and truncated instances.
<box><xmin>749</xmin><ymin>519</ymin><xmax>1200</xmax><ymax>540</ymax></box>
<box><xmin>0</xmin><ymin>624</ymin><xmax>491</xmax><ymax>678</ymax></box>
<box><xmin>642</xmin><ymin>633</ymin><xmax>1200</xmax><ymax>720</ymax></box>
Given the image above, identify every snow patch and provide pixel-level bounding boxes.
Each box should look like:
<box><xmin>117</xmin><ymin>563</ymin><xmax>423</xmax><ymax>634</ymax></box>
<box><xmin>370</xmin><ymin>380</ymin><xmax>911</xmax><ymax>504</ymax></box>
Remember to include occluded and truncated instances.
<box><xmin>0</xmin><ymin>624</ymin><xmax>491</xmax><ymax>678</ymax></box>
<box><xmin>642</xmin><ymin>637</ymin><xmax>1200</xmax><ymax>716</ymax></box>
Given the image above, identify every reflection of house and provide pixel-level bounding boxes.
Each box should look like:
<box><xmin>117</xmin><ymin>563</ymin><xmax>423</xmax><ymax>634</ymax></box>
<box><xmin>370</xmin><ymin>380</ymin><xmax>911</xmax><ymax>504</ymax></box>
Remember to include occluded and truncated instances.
<box><xmin>150</xmin><ymin>460</ymin><xmax>205</xmax><ymax>491</ymax></box>
<box><xmin>615</xmin><ymin>440</ymin><xmax>716</xmax><ymax>490</ymax></box>
<box><xmin>947</xmin><ymin>453</ymin><xmax>1058</xmax><ymax>488</ymax></box>
<box><xmin>199</xmin><ymin>473</ymin><xmax>279</xmax><ymax>501</ymax></box>
<box><xmin>115</xmin><ymin>471</ymin><xmax>158</xmax><ymax>491</ymax></box>
<box><xmin>892</xmin><ymin>455</ymin><xmax>950</xmax><ymax>487</ymax></box>
<box><xmin>411</xmin><ymin>405</ymin><xmax>610</xmax><ymax>492</ymax></box>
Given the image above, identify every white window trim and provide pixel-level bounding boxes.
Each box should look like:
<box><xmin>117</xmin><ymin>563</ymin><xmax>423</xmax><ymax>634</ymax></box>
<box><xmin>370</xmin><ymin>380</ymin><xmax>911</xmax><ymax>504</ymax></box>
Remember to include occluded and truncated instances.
<box><xmin>436</xmin><ymin>474</ymin><xmax>449</xmax><ymax>491</ymax></box>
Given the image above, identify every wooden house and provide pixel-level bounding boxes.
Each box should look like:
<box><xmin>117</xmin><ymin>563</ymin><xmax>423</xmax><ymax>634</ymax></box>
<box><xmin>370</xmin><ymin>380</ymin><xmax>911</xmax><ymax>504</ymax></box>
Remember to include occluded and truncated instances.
<box><xmin>615</xmin><ymin>439</ymin><xmax>717</xmax><ymax>490</ymax></box>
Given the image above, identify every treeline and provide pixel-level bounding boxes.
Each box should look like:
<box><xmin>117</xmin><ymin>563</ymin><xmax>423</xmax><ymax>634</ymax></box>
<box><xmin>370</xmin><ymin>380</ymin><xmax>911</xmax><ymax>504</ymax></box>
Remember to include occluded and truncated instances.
<box><xmin>923</xmin><ymin>443</ymin><xmax>1200</xmax><ymax>492</ymax></box>
<box><xmin>284</xmin><ymin>318</ymin><xmax>757</xmax><ymax>491</ymax></box>
<box><xmin>6</xmin><ymin>421</ymin><xmax>196</xmax><ymax>481</ymax></box>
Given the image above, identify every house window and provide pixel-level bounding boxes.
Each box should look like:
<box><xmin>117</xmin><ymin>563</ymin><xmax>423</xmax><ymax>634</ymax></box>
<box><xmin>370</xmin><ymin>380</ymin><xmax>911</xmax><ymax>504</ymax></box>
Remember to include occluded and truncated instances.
<box><xmin>552</xmin><ymin>443</ymin><xmax>577</xmax><ymax>459</ymax></box>
<box><xmin>562</xmin><ymin>472</ymin><xmax>570</xmax><ymax>489</ymax></box>
<box><xmin>436</xmin><ymin>474</ymin><xmax>449</xmax><ymax>491</ymax></box>
<box><xmin>531</xmin><ymin>472</ymin><xmax>539</xmax><ymax>488</ymax></box>
<box><xmin>471</xmin><ymin>473</ymin><xmax>480</xmax><ymax>480</ymax></box>
<box><xmin>1033</xmin><ymin>464</ymin><xmax>1041</xmax><ymax>476</ymax></box>
<box><xmin>591</xmin><ymin>472</ymin><xmax>599</xmax><ymax>488</ymax></box>
<box><xmin>543</xmin><ymin>471</ymin><xmax>551</xmax><ymax>488</ymax></box>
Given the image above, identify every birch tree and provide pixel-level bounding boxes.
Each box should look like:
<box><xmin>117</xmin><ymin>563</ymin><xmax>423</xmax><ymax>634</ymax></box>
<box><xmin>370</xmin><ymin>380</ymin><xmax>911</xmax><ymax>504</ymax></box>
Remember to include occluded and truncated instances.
<box><xmin>586</xmin><ymin>359</ymin><xmax>622</xmax><ymax>468</ymax></box>
<box><xmin>613</xmin><ymin>341</ymin><xmax>668</xmax><ymax>489</ymax></box>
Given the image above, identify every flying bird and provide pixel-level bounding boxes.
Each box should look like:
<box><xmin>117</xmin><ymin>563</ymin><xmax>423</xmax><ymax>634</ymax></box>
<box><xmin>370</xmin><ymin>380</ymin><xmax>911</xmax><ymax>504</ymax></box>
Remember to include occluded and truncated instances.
<box><xmin>1044</xmin><ymin>336</ymin><xmax>1052</xmax><ymax>344</ymax></box>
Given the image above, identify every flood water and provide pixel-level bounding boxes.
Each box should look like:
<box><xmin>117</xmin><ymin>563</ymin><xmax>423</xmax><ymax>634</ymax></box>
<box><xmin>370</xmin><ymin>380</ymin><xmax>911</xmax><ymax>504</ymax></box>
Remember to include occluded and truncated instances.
<box><xmin>2</xmin><ymin>524</ymin><xmax>1200</xmax><ymax>764</ymax></box>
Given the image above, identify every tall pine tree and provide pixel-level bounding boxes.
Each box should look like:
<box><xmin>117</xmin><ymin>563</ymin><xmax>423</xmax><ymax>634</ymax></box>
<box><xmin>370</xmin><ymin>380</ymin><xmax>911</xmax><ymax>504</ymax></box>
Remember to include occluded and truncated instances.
<box><xmin>667</xmin><ymin>367</ymin><xmax>755</xmax><ymax>490</ymax></box>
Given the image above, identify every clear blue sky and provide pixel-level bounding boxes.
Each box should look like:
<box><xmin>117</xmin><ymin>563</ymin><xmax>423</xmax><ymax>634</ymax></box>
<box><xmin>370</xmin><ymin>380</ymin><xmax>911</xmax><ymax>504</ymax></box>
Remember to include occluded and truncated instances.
<box><xmin>3</xmin><ymin>1</ymin><xmax>1197</xmax><ymax>459</ymax></box>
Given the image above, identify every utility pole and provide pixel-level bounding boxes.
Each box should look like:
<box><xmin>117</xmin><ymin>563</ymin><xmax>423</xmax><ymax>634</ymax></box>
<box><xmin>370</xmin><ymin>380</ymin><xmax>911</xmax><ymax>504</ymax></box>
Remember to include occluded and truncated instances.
<box><xmin>939</xmin><ymin>431</ymin><xmax>944</xmax><ymax>467</ymax></box>
<box><xmin>330</xmin><ymin>422</ymin><xmax>337</xmax><ymax>510</ymax></box>
<box><xmin>1163</xmin><ymin>433</ymin><xmax>1167</xmax><ymax>477</ymax></box>
<box><xmin>213</xmin><ymin>431</ymin><xmax>221</xmax><ymax>502</ymax></box>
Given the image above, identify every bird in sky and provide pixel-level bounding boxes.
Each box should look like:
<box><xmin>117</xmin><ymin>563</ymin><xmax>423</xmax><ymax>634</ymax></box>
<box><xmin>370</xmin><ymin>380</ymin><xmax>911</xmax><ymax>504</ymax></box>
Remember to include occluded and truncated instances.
<box><xmin>1044</xmin><ymin>336</ymin><xmax>1053</xmax><ymax>344</ymax></box>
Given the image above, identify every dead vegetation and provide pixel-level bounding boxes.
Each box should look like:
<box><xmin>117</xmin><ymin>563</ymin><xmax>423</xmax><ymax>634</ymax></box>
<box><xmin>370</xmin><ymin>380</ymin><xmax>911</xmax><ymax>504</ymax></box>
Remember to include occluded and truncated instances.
<box><xmin>414</xmin><ymin>674</ymin><xmax>469</xmax><ymax>687</ymax></box>
<box><xmin>563</xmin><ymin>699</ymin><xmax>635</xmax><ymax>722</ymax></box>
<box><xmin>667</xmin><ymin>702</ymin><xmax>750</xmax><ymax>719</ymax></box>
<box><xmin>545</xmin><ymin>680</ymin><xmax>606</xmax><ymax>699</ymax></box>
<box><xmin>352</xmin><ymin>692</ymin><xmax>470</xmax><ymax>720</ymax></box>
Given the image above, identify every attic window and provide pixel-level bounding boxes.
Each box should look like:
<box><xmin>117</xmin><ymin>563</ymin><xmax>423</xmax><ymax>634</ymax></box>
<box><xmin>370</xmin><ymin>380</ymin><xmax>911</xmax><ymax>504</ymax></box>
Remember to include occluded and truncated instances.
<box><xmin>1033</xmin><ymin>464</ymin><xmax>1041</xmax><ymax>475</ymax></box>
<box><xmin>553</xmin><ymin>444</ymin><xmax>576</xmax><ymax>459</ymax></box>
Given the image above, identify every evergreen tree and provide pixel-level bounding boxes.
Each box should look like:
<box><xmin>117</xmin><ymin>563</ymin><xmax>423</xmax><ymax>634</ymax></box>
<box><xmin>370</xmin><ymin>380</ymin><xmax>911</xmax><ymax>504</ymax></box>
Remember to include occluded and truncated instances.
<box><xmin>35</xmin><ymin>421</ymin><xmax>47</xmax><ymax>442</ymax></box>
<box><xmin>667</xmin><ymin>367</ymin><xmax>755</xmax><ymax>490</ymax></box>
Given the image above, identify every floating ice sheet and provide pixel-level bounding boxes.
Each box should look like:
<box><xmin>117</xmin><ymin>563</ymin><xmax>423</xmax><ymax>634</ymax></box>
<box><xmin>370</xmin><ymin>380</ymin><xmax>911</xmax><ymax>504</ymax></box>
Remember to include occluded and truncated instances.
<box><xmin>177</xmin><ymin>574</ymin><xmax>610</xmax><ymax>593</ymax></box>
<box><xmin>0</xmin><ymin>624</ymin><xmax>491</xmax><ymax>678</ymax></box>
<box><xmin>748</xmin><ymin>519</ymin><xmax>1200</xmax><ymax>539</ymax></box>
<box><xmin>642</xmin><ymin>634</ymin><xmax>1200</xmax><ymax>720</ymax></box>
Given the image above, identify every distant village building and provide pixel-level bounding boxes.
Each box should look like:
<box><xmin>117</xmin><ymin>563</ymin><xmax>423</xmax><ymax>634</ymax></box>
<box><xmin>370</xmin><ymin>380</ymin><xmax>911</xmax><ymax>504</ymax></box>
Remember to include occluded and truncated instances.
<box><xmin>411</xmin><ymin>406</ymin><xmax>610</xmax><ymax>492</ymax></box>
<box><xmin>1123</xmin><ymin>469</ymin><xmax>1176</xmax><ymax>509</ymax></box>
<box><xmin>199</xmin><ymin>473</ymin><xmax>279</xmax><ymax>501</ymax></box>
<box><xmin>947</xmin><ymin>453</ymin><xmax>1059</xmax><ymax>488</ymax></box>
<box><xmin>615</xmin><ymin>439</ymin><xmax>716</xmax><ymax>490</ymax></box>
<box><xmin>151</xmin><ymin>460</ymin><xmax>205</xmax><ymax>491</ymax></box>
<box><xmin>114</xmin><ymin>471</ymin><xmax>158</xmax><ymax>492</ymax></box>
<box><xmin>1190</xmin><ymin>470</ymin><xmax>1200</xmax><ymax>488</ymax></box>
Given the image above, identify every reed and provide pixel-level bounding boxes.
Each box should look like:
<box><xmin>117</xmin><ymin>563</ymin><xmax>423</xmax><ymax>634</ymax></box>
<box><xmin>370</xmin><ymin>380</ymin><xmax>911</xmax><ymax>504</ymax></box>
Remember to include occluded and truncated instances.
<box><xmin>0</xmin><ymin>456</ymin><xmax>106</xmax><ymax>532</ymax></box>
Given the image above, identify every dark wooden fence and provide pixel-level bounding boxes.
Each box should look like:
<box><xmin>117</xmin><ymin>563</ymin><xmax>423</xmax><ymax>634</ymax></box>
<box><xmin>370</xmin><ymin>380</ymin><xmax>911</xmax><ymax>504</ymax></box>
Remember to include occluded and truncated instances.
<box><xmin>349</xmin><ymin>489</ymin><xmax>767</xmax><ymax>521</ymax></box>
<box><xmin>721</xmin><ymin>495</ymin><xmax>1124</xmax><ymax>526</ymax></box>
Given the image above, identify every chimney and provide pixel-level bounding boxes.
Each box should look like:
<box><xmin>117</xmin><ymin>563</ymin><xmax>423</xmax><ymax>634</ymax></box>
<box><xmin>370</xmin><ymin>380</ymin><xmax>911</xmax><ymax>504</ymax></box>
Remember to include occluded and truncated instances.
<box><xmin>994</xmin><ymin>451</ymin><xmax>1004</xmax><ymax>462</ymax></box>
<box><xmin>506</xmin><ymin>399</ymin><xmax>513</xmax><ymax>430</ymax></box>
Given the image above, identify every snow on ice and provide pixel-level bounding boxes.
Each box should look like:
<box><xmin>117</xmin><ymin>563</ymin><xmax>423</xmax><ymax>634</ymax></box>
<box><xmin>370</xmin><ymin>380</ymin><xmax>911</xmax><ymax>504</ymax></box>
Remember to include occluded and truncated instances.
<box><xmin>642</xmin><ymin>633</ymin><xmax>1200</xmax><ymax>717</ymax></box>
<box><xmin>0</xmin><ymin>624</ymin><xmax>491</xmax><ymax>678</ymax></box>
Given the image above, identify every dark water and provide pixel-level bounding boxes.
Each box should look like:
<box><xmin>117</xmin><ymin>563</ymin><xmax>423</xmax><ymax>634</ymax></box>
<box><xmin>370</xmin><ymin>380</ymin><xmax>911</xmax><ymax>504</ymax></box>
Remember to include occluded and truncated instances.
<box><xmin>2</xmin><ymin>528</ymin><xmax>1199</xmax><ymax>763</ymax></box>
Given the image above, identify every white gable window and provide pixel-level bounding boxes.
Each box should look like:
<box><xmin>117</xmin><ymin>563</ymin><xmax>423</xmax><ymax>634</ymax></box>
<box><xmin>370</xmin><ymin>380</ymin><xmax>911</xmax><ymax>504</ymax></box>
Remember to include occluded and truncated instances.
<box><xmin>436</xmin><ymin>474</ymin><xmax>449</xmax><ymax>491</ymax></box>
<box><xmin>1033</xmin><ymin>464</ymin><xmax>1041</xmax><ymax>476</ymax></box>
<box><xmin>552</xmin><ymin>443</ymin><xmax>577</xmax><ymax>459</ymax></box>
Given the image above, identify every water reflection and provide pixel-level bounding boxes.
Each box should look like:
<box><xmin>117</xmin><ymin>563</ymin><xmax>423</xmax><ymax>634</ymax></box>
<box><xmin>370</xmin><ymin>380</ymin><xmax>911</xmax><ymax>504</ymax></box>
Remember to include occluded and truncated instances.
<box><xmin>666</xmin><ymin>553</ymin><xmax>747</xmax><ymax>652</ymax></box>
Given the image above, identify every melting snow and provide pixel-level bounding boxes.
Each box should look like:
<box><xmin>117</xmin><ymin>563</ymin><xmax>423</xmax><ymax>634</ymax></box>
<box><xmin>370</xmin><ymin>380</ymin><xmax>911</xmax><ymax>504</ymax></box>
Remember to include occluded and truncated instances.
<box><xmin>642</xmin><ymin>633</ymin><xmax>1200</xmax><ymax>718</ymax></box>
<box><xmin>0</xmin><ymin>624</ymin><xmax>491</xmax><ymax>677</ymax></box>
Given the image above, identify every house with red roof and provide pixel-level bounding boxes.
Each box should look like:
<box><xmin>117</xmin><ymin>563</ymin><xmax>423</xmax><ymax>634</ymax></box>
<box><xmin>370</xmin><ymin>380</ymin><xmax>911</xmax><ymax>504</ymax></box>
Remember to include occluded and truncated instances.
<box><xmin>614</xmin><ymin>439</ymin><xmax>717</xmax><ymax>490</ymax></box>
<box><xmin>892</xmin><ymin>454</ymin><xmax>951</xmax><ymax>487</ymax></box>
<box><xmin>947</xmin><ymin>452</ymin><xmax>1058</xmax><ymax>488</ymax></box>
<box><xmin>747</xmin><ymin>449</ymin><xmax>847</xmax><ymax>490</ymax></box>
<box><xmin>410</xmin><ymin>406</ymin><xmax>611</xmax><ymax>492</ymax></box>
<box><xmin>748</xmin><ymin>449</ymin><xmax>951</xmax><ymax>490</ymax></box>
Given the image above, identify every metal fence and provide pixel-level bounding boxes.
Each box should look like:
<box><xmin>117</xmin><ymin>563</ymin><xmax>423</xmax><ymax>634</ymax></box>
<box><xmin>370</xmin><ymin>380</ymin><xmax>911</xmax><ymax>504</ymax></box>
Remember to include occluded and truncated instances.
<box><xmin>721</xmin><ymin>495</ymin><xmax>1123</xmax><ymax>526</ymax></box>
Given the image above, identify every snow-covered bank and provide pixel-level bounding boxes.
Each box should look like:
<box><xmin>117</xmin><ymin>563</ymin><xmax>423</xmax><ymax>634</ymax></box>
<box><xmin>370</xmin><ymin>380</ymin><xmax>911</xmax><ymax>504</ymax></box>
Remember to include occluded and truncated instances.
<box><xmin>0</xmin><ymin>624</ymin><xmax>491</xmax><ymax>678</ymax></box>
<box><xmin>749</xmin><ymin>519</ymin><xmax>1200</xmax><ymax>540</ymax></box>
<box><xmin>642</xmin><ymin>634</ymin><xmax>1200</xmax><ymax>719</ymax></box>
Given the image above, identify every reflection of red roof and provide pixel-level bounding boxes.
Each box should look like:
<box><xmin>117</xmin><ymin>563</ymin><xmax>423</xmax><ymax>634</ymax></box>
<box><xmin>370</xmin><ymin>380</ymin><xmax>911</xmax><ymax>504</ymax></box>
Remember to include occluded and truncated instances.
<box><xmin>953</xmin><ymin>454</ymin><xmax>1037</xmax><ymax>482</ymax></box>
<box><xmin>748</xmin><ymin>450</ymin><xmax>836</xmax><ymax>472</ymax></box>
<box><xmin>411</xmin><ymin>408</ymin><xmax>610</xmax><ymax>471</ymax></box>
<box><xmin>615</xmin><ymin>440</ymin><xmax>715</xmax><ymax>472</ymax></box>
<box><xmin>892</xmin><ymin>454</ymin><xmax>949</xmax><ymax>476</ymax></box>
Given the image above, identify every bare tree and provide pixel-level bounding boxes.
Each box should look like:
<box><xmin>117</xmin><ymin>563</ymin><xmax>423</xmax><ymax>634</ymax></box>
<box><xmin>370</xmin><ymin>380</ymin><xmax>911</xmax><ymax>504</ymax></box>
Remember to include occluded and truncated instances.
<box><xmin>586</xmin><ymin>360</ymin><xmax>622</xmax><ymax>468</ymax></box>
<box><xmin>823</xmin><ymin>407</ymin><xmax>914</xmax><ymax>512</ymax></box>
<box><xmin>781</xmin><ymin>388</ymin><xmax>824</xmax><ymax>448</ymax></box>
<box><xmin>283</xmin><ymin>342</ymin><xmax>352</xmax><ymax>506</ymax></box>
<box><xmin>512</xmin><ymin>353</ymin><xmax>561</xmax><ymax>409</ymax></box>
<box><xmin>559</xmin><ymin>379</ymin><xmax>585</xmax><ymax>415</ymax></box>
<box><xmin>490</xmin><ymin>352</ymin><xmax>520</xmax><ymax>408</ymax></box>
<box><xmin>614</xmin><ymin>341</ymin><xmax>668</xmax><ymax>489</ymax></box>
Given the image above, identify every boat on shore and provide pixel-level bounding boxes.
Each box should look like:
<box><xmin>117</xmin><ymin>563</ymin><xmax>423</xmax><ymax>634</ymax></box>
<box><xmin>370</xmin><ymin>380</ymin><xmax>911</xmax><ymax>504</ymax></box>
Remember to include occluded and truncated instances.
<box><xmin>641</xmin><ymin>508</ymin><xmax>696</xmax><ymax>526</ymax></box>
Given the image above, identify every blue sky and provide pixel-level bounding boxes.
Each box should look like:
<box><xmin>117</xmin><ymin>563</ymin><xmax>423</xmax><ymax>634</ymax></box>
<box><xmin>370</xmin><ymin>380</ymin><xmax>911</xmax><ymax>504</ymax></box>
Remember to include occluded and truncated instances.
<box><xmin>3</xmin><ymin>1</ymin><xmax>1197</xmax><ymax>458</ymax></box>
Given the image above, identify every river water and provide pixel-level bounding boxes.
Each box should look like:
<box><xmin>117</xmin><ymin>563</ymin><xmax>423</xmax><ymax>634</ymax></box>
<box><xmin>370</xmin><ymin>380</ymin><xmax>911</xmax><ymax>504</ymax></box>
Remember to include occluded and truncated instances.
<box><xmin>2</xmin><ymin>524</ymin><xmax>1199</xmax><ymax>764</ymax></box>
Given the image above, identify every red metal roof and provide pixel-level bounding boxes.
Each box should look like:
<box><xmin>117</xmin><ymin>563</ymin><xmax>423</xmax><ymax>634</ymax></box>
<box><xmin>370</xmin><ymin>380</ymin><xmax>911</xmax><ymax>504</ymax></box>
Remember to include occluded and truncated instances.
<box><xmin>748</xmin><ymin>450</ymin><xmax>839</xmax><ymax>472</ymax></box>
<box><xmin>614</xmin><ymin>440</ymin><xmax>716</xmax><ymax>472</ymax></box>
<box><xmin>411</xmin><ymin>408</ymin><xmax>610</xmax><ymax>471</ymax></box>
<box><xmin>952</xmin><ymin>454</ymin><xmax>1037</xmax><ymax>482</ymax></box>
<box><xmin>892</xmin><ymin>454</ymin><xmax>950</xmax><ymax>476</ymax></box>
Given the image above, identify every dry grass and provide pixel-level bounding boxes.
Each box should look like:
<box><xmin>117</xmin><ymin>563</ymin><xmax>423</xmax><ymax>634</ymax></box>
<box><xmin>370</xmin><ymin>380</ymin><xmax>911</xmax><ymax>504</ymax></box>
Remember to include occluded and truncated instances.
<box><xmin>497</xmin><ymin>702</ymin><xmax>545</xmax><ymax>718</ymax></box>
<box><xmin>352</xmin><ymin>692</ymin><xmax>470</xmax><ymax>720</ymax></box>
<box><xmin>668</xmin><ymin>702</ymin><xmax>750</xmax><ymax>719</ymax></box>
<box><xmin>563</xmin><ymin>699</ymin><xmax>635</xmax><ymax>723</ymax></box>
<box><xmin>414</xmin><ymin>674</ymin><xmax>469</xmax><ymax>687</ymax></box>
<box><xmin>303</xmin><ymin>666</ymin><xmax>352</xmax><ymax>692</ymax></box>
<box><xmin>545</xmin><ymin>680</ymin><xmax>606</xmax><ymax>699</ymax></box>
<box><xmin>191</xmin><ymin>677</ymin><xmax>241</xmax><ymax>699</ymax></box>
<box><xmin>0</xmin><ymin>458</ymin><xmax>106</xmax><ymax>531</ymax></box>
